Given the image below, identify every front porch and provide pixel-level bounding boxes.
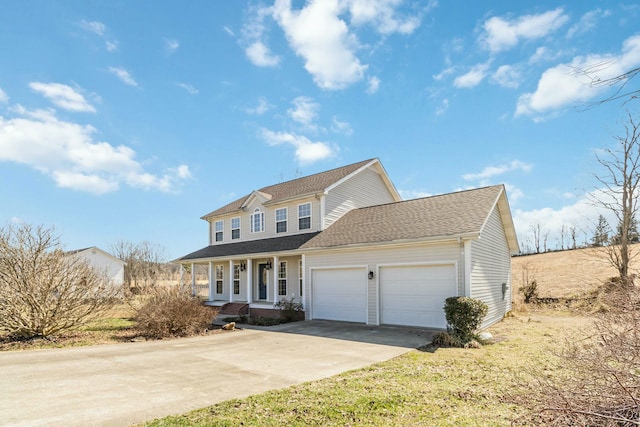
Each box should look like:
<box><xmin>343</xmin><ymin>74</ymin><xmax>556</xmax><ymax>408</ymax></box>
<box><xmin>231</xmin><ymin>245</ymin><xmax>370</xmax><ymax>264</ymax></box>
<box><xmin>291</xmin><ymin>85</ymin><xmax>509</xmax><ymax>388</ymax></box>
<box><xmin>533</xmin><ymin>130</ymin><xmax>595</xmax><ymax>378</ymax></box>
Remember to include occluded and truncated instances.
<box><xmin>182</xmin><ymin>254</ymin><xmax>304</xmax><ymax>311</ymax></box>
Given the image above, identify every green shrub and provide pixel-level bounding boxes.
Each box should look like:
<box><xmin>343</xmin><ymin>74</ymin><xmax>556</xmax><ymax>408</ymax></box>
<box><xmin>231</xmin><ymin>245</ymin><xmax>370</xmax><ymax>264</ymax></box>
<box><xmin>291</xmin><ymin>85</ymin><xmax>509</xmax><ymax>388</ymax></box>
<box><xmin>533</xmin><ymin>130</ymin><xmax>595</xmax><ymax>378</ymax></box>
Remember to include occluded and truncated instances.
<box><xmin>134</xmin><ymin>286</ymin><xmax>217</xmax><ymax>339</ymax></box>
<box><xmin>443</xmin><ymin>297</ymin><xmax>488</xmax><ymax>343</ymax></box>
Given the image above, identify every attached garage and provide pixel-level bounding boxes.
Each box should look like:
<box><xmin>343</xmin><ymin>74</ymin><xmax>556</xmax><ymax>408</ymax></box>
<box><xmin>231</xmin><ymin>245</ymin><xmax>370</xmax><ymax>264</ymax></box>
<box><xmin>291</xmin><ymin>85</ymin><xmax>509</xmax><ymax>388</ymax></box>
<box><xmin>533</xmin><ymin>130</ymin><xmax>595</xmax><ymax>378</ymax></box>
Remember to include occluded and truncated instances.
<box><xmin>312</xmin><ymin>267</ymin><xmax>367</xmax><ymax>323</ymax></box>
<box><xmin>380</xmin><ymin>264</ymin><xmax>457</xmax><ymax>329</ymax></box>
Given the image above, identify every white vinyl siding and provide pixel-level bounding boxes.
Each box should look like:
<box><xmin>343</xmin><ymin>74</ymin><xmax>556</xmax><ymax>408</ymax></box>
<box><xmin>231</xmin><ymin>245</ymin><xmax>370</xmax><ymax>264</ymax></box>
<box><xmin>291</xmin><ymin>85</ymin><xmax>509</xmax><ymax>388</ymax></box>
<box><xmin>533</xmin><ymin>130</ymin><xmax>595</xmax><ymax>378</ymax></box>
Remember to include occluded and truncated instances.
<box><xmin>305</xmin><ymin>241</ymin><xmax>462</xmax><ymax>325</ymax></box>
<box><xmin>470</xmin><ymin>206</ymin><xmax>512</xmax><ymax>328</ymax></box>
<box><xmin>324</xmin><ymin>166</ymin><xmax>397</xmax><ymax>229</ymax></box>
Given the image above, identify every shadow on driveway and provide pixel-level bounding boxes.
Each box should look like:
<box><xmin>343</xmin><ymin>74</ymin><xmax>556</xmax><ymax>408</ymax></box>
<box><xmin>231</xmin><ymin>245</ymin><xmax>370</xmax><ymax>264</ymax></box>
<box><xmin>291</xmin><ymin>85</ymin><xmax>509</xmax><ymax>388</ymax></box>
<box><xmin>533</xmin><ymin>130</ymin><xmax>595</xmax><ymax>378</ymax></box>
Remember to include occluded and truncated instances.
<box><xmin>236</xmin><ymin>319</ymin><xmax>438</xmax><ymax>349</ymax></box>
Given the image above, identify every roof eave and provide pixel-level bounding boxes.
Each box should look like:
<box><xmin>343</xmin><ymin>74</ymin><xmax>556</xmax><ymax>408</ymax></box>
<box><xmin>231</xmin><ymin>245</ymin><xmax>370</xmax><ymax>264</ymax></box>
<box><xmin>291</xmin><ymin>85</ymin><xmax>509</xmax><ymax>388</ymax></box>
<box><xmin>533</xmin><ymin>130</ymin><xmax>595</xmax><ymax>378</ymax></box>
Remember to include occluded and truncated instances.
<box><xmin>302</xmin><ymin>232</ymin><xmax>480</xmax><ymax>252</ymax></box>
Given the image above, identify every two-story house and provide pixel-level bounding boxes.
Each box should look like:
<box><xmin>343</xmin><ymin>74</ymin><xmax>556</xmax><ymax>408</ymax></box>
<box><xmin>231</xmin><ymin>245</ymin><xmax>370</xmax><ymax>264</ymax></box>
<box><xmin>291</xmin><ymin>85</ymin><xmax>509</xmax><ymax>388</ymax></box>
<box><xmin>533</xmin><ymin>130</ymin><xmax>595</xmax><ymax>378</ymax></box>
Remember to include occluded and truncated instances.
<box><xmin>177</xmin><ymin>158</ymin><xmax>519</xmax><ymax>329</ymax></box>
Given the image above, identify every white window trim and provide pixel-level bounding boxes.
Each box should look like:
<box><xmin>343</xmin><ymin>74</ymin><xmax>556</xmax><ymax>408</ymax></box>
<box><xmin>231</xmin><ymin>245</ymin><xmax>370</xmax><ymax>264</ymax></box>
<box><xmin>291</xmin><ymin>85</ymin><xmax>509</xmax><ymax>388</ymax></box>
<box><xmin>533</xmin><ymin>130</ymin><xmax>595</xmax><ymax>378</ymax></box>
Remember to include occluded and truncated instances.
<box><xmin>298</xmin><ymin>202</ymin><xmax>311</xmax><ymax>231</ymax></box>
<box><xmin>278</xmin><ymin>261</ymin><xmax>287</xmax><ymax>296</ymax></box>
<box><xmin>231</xmin><ymin>217</ymin><xmax>240</xmax><ymax>240</ymax></box>
<box><xmin>233</xmin><ymin>264</ymin><xmax>240</xmax><ymax>295</ymax></box>
<box><xmin>275</xmin><ymin>207</ymin><xmax>287</xmax><ymax>233</ymax></box>
<box><xmin>215</xmin><ymin>265</ymin><xmax>224</xmax><ymax>294</ymax></box>
<box><xmin>251</xmin><ymin>208</ymin><xmax>265</xmax><ymax>233</ymax></box>
<box><xmin>215</xmin><ymin>220</ymin><xmax>224</xmax><ymax>242</ymax></box>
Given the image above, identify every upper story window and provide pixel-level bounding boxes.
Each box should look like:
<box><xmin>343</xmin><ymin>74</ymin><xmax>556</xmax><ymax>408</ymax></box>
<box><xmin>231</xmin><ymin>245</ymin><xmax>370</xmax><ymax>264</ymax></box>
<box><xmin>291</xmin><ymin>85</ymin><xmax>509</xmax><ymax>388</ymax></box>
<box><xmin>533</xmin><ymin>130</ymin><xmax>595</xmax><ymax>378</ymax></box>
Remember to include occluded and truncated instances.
<box><xmin>231</xmin><ymin>217</ymin><xmax>240</xmax><ymax>240</ymax></box>
<box><xmin>276</xmin><ymin>208</ymin><xmax>287</xmax><ymax>233</ymax></box>
<box><xmin>215</xmin><ymin>220</ymin><xmax>223</xmax><ymax>242</ymax></box>
<box><xmin>298</xmin><ymin>203</ymin><xmax>311</xmax><ymax>230</ymax></box>
<box><xmin>251</xmin><ymin>208</ymin><xmax>264</xmax><ymax>233</ymax></box>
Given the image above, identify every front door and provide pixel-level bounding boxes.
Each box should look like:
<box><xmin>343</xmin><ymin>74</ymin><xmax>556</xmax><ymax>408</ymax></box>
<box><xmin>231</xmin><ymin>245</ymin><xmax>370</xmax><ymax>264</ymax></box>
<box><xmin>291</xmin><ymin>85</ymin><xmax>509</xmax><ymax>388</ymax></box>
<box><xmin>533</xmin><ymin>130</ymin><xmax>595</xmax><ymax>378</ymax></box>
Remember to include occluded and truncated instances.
<box><xmin>259</xmin><ymin>263</ymin><xmax>267</xmax><ymax>300</ymax></box>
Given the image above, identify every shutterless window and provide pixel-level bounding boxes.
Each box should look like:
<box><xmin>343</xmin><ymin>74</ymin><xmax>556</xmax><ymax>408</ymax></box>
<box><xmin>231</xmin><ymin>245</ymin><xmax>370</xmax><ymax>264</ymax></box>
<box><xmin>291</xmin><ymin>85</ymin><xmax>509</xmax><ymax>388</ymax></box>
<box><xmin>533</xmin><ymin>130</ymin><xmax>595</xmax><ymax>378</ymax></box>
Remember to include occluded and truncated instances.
<box><xmin>215</xmin><ymin>265</ymin><xmax>224</xmax><ymax>294</ymax></box>
<box><xmin>298</xmin><ymin>203</ymin><xmax>311</xmax><ymax>230</ymax></box>
<box><xmin>299</xmin><ymin>259</ymin><xmax>303</xmax><ymax>296</ymax></box>
<box><xmin>278</xmin><ymin>261</ymin><xmax>287</xmax><ymax>296</ymax></box>
<box><xmin>233</xmin><ymin>264</ymin><xmax>240</xmax><ymax>295</ymax></box>
<box><xmin>215</xmin><ymin>220</ymin><xmax>223</xmax><ymax>242</ymax></box>
<box><xmin>231</xmin><ymin>217</ymin><xmax>240</xmax><ymax>240</ymax></box>
<box><xmin>251</xmin><ymin>208</ymin><xmax>264</xmax><ymax>233</ymax></box>
<box><xmin>276</xmin><ymin>208</ymin><xmax>287</xmax><ymax>233</ymax></box>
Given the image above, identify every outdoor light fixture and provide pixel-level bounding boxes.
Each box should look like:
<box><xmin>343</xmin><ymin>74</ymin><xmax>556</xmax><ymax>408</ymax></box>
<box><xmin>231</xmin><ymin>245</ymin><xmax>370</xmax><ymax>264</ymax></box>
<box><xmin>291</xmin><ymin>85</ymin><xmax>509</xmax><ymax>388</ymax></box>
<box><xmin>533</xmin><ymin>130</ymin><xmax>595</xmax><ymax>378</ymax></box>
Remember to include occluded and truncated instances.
<box><xmin>368</xmin><ymin>270</ymin><xmax>374</xmax><ymax>280</ymax></box>
<box><xmin>240</xmin><ymin>262</ymin><xmax>246</xmax><ymax>271</ymax></box>
<box><xmin>266</xmin><ymin>261</ymin><xmax>272</xmax><ymax>270</ymax></box>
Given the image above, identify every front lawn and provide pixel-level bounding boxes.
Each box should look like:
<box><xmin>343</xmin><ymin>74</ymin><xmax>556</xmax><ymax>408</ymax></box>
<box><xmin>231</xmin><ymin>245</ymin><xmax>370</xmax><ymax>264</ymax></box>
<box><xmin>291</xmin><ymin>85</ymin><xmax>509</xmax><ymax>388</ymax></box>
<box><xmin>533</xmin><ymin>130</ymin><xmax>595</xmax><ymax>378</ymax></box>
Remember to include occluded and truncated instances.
<box><xmin>143</xmin><ymin>310</ymin><xmax>586</xmax><ymax>426</ymax></box>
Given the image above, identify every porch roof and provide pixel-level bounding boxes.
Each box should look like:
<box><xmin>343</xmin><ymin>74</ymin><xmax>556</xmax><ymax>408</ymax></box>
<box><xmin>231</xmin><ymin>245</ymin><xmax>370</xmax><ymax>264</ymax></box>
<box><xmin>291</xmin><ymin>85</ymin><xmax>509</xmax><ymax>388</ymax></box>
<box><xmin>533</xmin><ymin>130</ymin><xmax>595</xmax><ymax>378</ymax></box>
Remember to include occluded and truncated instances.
<box><xmin>178</xmin><ymin>232</ymin><xmax>321</xmax><ymax>262</ymax></box>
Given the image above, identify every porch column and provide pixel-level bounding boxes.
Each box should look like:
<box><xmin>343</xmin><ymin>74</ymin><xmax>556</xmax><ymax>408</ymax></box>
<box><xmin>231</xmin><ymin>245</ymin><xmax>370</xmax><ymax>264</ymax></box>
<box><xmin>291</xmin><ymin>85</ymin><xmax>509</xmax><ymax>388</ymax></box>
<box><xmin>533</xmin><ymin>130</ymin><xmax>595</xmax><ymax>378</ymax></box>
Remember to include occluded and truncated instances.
<box><xmin>191</xmin><ymin>262</ymin><xmax>196</xmax><ymax>297</ymax></box>
<box><xmin>272</xmin><ymin>255</ymin><xmax>278</xmax><ymax>303</ymax></box>
<box><xmin>229</xmin><ymin>260</ymin><xmax>234</xmax><ymax>302</ymax></box>
<box><xmin>246</xmin><ymin>259</ymin><xmax>253</xmax><ymax>304</ymax></box>
<box><xmin>208</xmin><ymin>261</ymin><xmax>214</xmax><ymax>302</ymax></box>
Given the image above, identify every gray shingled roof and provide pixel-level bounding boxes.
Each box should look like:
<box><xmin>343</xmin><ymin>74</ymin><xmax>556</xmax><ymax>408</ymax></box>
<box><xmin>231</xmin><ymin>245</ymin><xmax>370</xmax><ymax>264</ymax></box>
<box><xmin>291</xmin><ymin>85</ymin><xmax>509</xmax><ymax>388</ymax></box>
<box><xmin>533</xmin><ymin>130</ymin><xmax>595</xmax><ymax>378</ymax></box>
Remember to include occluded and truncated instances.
<box><xmin>300</xmin><ymin>185</ymin><xmax>505</xmax><ymax>249</ymax></box>
<box><xmin>178</xmin><ymin>232</ymin><xmax>321</xmax><ymax>261</ymax></box>
<box><xmin>202</xmin><ymin>158</ymin><xmax>375</xmax><ymax>218</ymax></box>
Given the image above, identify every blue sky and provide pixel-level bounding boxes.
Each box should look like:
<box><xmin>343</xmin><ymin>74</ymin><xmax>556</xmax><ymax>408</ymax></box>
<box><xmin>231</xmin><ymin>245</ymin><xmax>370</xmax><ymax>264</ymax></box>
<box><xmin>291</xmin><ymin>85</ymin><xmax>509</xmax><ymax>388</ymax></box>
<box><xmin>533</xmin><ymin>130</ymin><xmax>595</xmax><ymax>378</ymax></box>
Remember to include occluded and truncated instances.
<box><xmin>1</xmin><ymin>0</ymin><xmax>639</xmax><ymax>259</ymax></box>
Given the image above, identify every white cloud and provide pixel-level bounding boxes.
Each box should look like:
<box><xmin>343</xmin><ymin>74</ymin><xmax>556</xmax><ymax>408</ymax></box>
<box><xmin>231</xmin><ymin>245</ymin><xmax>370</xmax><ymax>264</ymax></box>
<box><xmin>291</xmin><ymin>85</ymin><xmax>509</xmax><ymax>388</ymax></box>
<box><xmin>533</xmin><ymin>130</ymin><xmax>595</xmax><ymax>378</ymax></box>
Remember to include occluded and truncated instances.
<box><xmin>79</xmin><ymin>20</ymin><xmax>106</xmax><ymax>36</ymax></box>
<box><xmin>29</xmin><ymin>82</ymin><xmax>96</xmax><ymax>113</ymax></box>
<box><xmin>0</xmin><ymin>88</ymin><xmax>8</xmax><ymax>104</ymax></box>
<box><xmin>105</xmin><ymin>40</ymin><xmax>118</xmax><ymax>52</ymax></box>
<box><xmin>259</xmin><ymin>128</ymin><xmax>336</xmax><ymax>164</ymax></box>
<box><xmin>331</xmin><ymin>116</ymin><xmax>353</xmax><ymax>135</ymax></box>
<box><xmin>223</xmin><ymin>26</ymin><xmax>235</xmax><ymax>37</ymax></box>
<box><xmin>177</xmin><ymin>82</ymin><xmax>198</xmax><ymax>95</ymax></box>
<box><xmin>245</xmin><ymin>97</ymin><xmax>273</xmax><ymax>115</ymax></box>
<box><xmin>435</xmin><ymin>98</ymin><xmax>449</xmax><ymax>116</ymax></box>
<box><xmin>567</xmin><ymin>9</ymin><xmax>610</xmax><ymax>38</ymax></box>
<box><xmin>165</xmin><ymin>38</ymin><xmax>179</xmax><ymax>53</ymax></box>
<box><xmin>463</xmin><ymin>160</ymin><xmax>533</xmax><ymax>181</ymax></box>
<box><xmin>367</xmin><ymin>76</ymin><xmax>381</xmax><ymax>93</ymax></box>
<box><xmin>288</xmin><ymin>96</ymin><xmax>319</xmax><ymax>127</ymax></box>
<box><xmin>0</xmin><ymin>107</ymin><xmax>190</xmax><ymax>194</ymax></box>
<box><xmin>347</xmin><ymin>0</ymin><xmax>424</xmax><ymax>35</ymax></box>
<box><xmin>453</xmin><ymin>62</ymin><xmax>490</xmax><ymax>88</ymax></box>
<box><xmin>399</xmin><ymin>189</ymin><xmax>432</xmax><ymax>200</ymax></box>
<box><xmin>245</xmin><ymin>41</ymin><xmax>280</xmax><ymax>67</ymax></box>
<box><xmin>516</xmin><ymin>35</ymin><xmax>640</xmax><ymax>117</ymax></box>
<box><xmin>108</xmin><ymin>67</ymin><xmax>138</xmax><ymax>87</ymax></box>
<box><xmin>491</xmin><ymin>65</ymin><xmax>522</xmax><ymax>88</ymax></box>
<box><xmin>433</xmin><ymin>66</ymin><xmax>455</xmax><ymax>81</ymax></box>
<box><xmin>272</xmin><ymin>0</ymin><xmax>367</xmax><ymax>90</ymax></box>
<box><xmin>481</xmin><ymin>8</ymin><xmax>568</xmax><ymax>53</ymax></box>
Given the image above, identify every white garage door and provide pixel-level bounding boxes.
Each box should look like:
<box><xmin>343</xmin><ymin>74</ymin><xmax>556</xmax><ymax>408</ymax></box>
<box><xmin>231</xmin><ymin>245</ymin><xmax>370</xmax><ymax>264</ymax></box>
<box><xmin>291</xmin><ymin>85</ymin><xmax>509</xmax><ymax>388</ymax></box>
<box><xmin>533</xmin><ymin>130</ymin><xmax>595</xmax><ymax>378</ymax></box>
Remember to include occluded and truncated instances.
<box><xmin>380</xmin><ymin>264</ymin><xmax>457</xmax><ymax>328</ymax></box>
<box><xmin>312</xmin><ymin>267</ymin><xmax>367</xmax><ymax>323</ymax></box>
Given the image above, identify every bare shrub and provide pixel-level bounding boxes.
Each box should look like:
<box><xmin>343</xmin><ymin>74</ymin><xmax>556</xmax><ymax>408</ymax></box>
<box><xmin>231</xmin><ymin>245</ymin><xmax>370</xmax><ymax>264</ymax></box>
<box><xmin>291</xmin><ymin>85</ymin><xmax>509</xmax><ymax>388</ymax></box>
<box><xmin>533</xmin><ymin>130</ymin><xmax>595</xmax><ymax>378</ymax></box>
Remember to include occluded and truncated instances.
<box><xmin>0</xmin><ymin>224</ymin><xmax>121</xmax><ymax>338</ymax></box>
<box><xmin>134</xmin><ymin>286</ymin><xmax>218</xmax><ymax>339</ymax></box>
<box><xmin>518</xmin><ymin>261</ymin><xmax>538</xmax><ymax>303</ymax></box>
<box><xmin>515</xmin><ymin>285</ymin><xmax>640</xmax><ymax>425</ymax></box>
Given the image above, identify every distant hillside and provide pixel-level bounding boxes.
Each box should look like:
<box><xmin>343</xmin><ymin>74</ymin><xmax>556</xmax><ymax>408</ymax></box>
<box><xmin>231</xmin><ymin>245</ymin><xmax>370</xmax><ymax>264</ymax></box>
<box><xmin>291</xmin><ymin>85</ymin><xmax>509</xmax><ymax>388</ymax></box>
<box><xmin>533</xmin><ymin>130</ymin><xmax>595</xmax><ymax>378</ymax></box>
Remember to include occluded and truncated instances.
<box><xmin>511</xmin><ymin>246</ymin><xmax>638</xmax><ymax>299</ymax></box>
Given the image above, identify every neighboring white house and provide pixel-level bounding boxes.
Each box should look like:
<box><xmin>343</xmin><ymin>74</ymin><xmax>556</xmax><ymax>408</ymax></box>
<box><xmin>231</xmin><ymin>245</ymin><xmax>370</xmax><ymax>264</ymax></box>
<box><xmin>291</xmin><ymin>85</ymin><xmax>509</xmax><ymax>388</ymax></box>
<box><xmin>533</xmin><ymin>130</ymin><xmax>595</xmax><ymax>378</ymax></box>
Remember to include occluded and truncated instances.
<box><xmin>177</xmin><ymin>158</ymin><xmax>519</xmax><ymax>329</ymax></box>
<box><xmin>68</xmin><ymin>247</ymin><xmax>126</xmax><ymax>286</ymax></box>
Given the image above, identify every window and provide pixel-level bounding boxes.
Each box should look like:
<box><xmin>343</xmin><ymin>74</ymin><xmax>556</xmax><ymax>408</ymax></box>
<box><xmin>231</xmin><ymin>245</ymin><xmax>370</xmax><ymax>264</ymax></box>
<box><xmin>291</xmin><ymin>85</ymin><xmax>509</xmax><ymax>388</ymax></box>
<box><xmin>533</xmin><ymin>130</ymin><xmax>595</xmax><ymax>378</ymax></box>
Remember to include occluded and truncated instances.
<box><xmin>276</xmin><ymin>208</ymin><xmax>287</xmax><ymax>233</ymax></box>
<box><xmin>278</xmin><ymin>261</ymin><xmax>287</xmax><ymax>296</ymax></box>
<box><xmin>231</xmin><ymin>217</ymin><xmax>240</xmax><ymax>240</ymax></box>
<box><xmin>233</xmin><ymin>264</ymin><xmax>240</xmax><ymax>295</ymax></box>
<box><xmin>251</xmin><ymin>208</ymin><xmax>264</xmax><ymax>233</ymax></box>
<box><xmin>215</xmin><ymin>220</ymin><xmax>223</xmax><ymax>242</ymax></box>
<box><xmin>299</xmin><ymin>259</ymin><xmax>303</xmax><ymax>296</ymax></box>
<box><xmin>298</xmin><ymin>203</ymin><xmax>311</xmax><ymax>230</ymax></box>
<box><xmin>215</xmin><ymin>265</ymin><xmax>224</xmax><ymax>294</ymax></box>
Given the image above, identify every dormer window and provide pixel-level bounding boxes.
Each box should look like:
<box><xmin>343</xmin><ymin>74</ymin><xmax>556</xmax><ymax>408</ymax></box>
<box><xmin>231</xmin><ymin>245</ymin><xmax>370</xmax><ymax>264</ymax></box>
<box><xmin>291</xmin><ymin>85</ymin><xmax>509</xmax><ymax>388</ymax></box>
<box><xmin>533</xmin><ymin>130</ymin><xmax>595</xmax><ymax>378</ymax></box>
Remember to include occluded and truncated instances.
<box><xmin>215</xmin><ymin>220</ymin><xmax>223</xmax><ymax>242</ymax></box>
<box><xmin>298</xmin><ymin>203</ymin><xmax>311</xmax><ymax>230</ymax></box>
<box><xmin>251</xmin><ymin>208</ymin><xmax>264</xmax><ymax>233</ymax></box>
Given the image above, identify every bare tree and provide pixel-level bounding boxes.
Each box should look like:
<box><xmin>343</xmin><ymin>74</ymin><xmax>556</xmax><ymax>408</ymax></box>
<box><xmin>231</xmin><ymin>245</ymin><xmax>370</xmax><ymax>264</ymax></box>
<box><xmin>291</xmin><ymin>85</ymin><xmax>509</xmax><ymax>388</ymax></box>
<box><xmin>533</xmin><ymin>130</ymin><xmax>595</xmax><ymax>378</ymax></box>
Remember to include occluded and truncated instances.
<box><xmin>593</xmin><ymin>113</ymin><xmax>640</xmax><ymax>286</ymax></box>
<box><xmin>573</xmin><ymin>63</ymin><xmax>640</xmax><ymax>108</ymax></box>
<box><xmin>109</xmin><ymin>240</ymin><xmax>168</xmax><ymax>294</ymax></box>
<box><xmin>0</xmin><ymin>224</ymin><xmax>121</xmax><ymax>338</ymax></box>
<box><xmin>570</xmin><ymin>226</ymin><xmax>577</xmax><ymax>249</ymax></box>
<box><xmin>531</xmin><ymin>223</ymin><xmax>542</xmax><ymax>254</ymax></box>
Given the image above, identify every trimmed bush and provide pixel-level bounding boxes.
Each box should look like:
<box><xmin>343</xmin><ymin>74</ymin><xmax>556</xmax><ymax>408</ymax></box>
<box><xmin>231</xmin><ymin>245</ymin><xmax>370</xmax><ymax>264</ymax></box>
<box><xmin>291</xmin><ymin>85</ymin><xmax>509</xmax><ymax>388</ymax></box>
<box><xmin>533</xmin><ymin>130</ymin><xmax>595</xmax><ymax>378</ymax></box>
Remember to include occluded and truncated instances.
<box><xmin>274</xmin><ymin>297</ymin><xmax>304</xmax><ymax>323</ymax></box>
<box><xmin>443</xmin><ymin>297</ymin><xmax>488</xmax><ymax>343</ymax></box>
<box><xmin>134</xmin><ymin>286</ymin><xmax>217</xmax><ymax>339</ymax></box>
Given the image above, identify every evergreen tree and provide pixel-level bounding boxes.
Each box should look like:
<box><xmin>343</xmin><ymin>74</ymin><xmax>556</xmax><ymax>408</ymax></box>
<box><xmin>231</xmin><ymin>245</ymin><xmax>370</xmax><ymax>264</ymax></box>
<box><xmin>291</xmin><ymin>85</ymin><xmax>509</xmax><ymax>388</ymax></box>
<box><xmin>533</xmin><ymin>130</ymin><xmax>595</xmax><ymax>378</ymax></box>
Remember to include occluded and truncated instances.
<box><xmin>592</xmin><ymin>215</ymin><xmax>611</xmax><ymax>247</ymax></box>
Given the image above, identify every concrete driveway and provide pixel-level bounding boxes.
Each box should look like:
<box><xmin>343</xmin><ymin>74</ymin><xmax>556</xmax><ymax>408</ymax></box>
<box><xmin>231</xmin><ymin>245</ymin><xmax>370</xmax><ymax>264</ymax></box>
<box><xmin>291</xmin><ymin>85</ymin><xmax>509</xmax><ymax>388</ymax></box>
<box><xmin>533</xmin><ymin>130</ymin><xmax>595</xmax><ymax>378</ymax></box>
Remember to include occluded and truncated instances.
<box><xmin>0</xmin><ymin>321</ymin><xmax>434</xmax><ymax>427</ymax></box>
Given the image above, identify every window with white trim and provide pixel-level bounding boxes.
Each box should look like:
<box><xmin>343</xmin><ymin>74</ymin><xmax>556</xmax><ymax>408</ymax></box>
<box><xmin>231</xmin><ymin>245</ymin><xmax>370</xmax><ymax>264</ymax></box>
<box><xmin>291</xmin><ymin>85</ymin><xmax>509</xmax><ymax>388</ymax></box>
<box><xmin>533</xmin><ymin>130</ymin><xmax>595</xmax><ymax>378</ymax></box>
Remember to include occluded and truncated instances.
<box><xmin>251</xmin><ymin>208</ymin><xmax>264</xmax><ymax>233</ymax></box>
<box><xmin>298</xmin><ymin>203</ymin><xmax>311</xmax><ymax>230</ymax></box>
<box><xmin>231</xmin><ymin>217</ymin><xmax>240</xmax><ymax>240</ymax></box>
<box><xmin>215</xmin><ymin>265</ymin><xmax>224</xmax><ymax>294</ymax></box>
<box><xmin>233</xmin><ymin>264</ymin><xmax>240</xmax><ymax>295</ymax></box>
<box><xmin>215</xmin><ymin>220</ymin><xmax>223</xmax><ymax>242</ymax></box>
<box><xmin>278</xmin><ymin>261</ymin><xmax>287</xmax><ymax>296</ymax></box>
<box><xmin>299</xmin><ymin>259</ymin><xmax>303</xmax><ymax>296</ymax></box>
<box><xmin>275</xmin><ymin>208</ymin><xmax>287</xmax><ymax>233</ymax></box>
